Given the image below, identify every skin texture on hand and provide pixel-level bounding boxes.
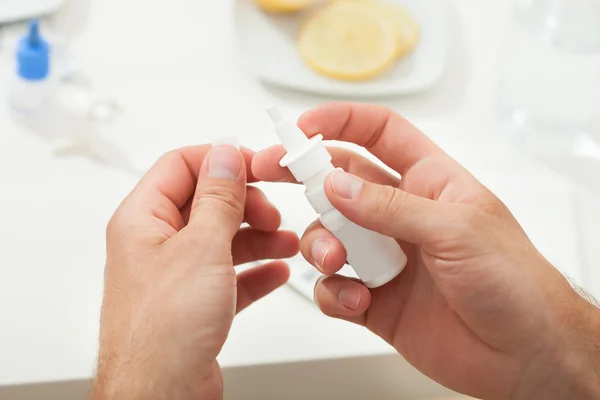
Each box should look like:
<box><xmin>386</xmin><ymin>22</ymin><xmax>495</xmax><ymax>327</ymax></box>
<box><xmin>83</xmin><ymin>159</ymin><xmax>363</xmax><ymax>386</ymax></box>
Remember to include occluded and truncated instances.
<box><xmin>92</xmin><ymin>145</ymin><xmax>299</xmax><ymax>400</ymax></box>
<box><xmin>252</xmin><ymin>102</ymin><xmax>600</xmax><ymax>400</ymax></box>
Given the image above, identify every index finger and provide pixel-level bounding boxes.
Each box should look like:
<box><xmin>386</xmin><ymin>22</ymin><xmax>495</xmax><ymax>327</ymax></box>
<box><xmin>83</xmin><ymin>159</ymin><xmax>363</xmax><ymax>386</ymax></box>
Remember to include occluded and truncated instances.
<box><xmin>297</xmin><ymin>102</ymin><xmax>445</xmax><ymax>176</ymax></box>
<box><xmin>252</xmin><ymin>145</ymin><xmax>399</xmax><ymax>187</ymax></box>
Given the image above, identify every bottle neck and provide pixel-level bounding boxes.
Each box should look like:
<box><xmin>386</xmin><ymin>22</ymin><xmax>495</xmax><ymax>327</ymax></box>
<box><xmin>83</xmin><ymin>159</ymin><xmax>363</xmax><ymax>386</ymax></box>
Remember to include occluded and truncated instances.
<box><xmin>302</xmin><ymin>165</ymin><xmax>335</xmax><ymax>191</ymax></box>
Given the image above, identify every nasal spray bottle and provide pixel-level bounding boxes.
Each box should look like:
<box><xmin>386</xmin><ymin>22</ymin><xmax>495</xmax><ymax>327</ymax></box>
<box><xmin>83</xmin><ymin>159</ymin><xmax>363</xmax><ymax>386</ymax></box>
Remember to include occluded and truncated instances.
<box><xmin>9</xmin><ymin>21</ymin><xmax>53</xmax><ymax>118</ymax></box>
<box><xmin>267</xmin><ymin>106</ymin><xmax>407</xmax><ymax>288</ymax></box>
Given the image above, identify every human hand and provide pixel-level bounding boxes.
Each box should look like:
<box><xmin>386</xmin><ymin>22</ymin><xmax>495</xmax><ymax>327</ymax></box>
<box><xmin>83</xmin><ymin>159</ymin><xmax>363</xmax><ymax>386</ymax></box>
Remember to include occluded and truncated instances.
<box><xmin>92</xmin><ymin>144</ymin><xmax>300</xmax><ymax>400</ymax></box>
<box><xmin>253</xmin><ymin>103</ymin><xmax>600</xmax><ymax>399</ymax></box>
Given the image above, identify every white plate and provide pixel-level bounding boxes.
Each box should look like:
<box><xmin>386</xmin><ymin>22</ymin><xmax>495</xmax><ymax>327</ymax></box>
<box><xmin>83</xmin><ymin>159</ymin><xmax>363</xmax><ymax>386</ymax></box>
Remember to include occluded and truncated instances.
<box><xmin>0</xmin><ymin>0</ymin><xmax>64</xmax><ymax>24</ymax></box>
<box><xmin>234</xmin><ymin>0</ymin><xmax>450</xmax><ymax>97</ymax></box>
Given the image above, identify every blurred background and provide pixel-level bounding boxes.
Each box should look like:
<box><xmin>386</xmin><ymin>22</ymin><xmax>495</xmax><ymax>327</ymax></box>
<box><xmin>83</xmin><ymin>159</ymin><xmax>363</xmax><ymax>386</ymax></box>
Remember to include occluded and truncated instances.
<box><xmin>0</xmin><ymin>0</ymin><xmax>599</xmax><ymax>398</ymax></box>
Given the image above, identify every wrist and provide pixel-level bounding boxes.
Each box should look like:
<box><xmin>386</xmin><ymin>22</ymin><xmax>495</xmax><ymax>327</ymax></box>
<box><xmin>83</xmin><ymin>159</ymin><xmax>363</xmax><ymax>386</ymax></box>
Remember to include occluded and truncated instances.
<box><xmin>91</xmin><ymin>363</ymin><xmax>173</xmax><ymax>400</ymax></box>
<box><xmin>514</xmin><ymin>286</ymin><xmax>600</xmax><ymax>399</ymax></box>
<box><xmin>557</xmin><ymin>291</ymin><xmax>600</xmax><ymax>398</ymax></box>
<box><xmin>91</xmin><ymin>354</ymin><xmax>220</xmax><ymax>400</ymax></box>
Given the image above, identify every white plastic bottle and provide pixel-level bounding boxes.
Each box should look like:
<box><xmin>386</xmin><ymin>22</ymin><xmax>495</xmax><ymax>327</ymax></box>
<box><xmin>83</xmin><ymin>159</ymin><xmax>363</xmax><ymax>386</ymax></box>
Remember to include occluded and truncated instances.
<box><xmin>267</xmin><ymin>106</ymin><xmax>407</xmax><ymax>288</ymax></box>
<box><xmin>9</xmin><ymin>21</ymin><xmax>55</xmax><ymax>130</ymax></box>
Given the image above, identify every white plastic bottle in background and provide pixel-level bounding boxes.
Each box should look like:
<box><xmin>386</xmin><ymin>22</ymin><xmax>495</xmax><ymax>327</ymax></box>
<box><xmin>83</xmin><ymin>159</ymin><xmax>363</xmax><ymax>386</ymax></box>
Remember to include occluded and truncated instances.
<box><xmin>267</xmin><ymin>106</ymin><xmax>407</xmax><ymax>288</ymax></box>
<box><xmin>9</xmin><ymin>21</ymin><xmax>56</xmax><ymax>134</ymax></box>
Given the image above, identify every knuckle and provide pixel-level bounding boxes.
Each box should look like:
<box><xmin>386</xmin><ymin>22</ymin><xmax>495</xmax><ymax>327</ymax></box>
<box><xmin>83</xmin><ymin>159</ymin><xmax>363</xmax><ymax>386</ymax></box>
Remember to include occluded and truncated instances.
<box><xmin>374</xmin><ymin>185</ymin><xmax>407</xmax><ymax>220</ymax></box>
<box><xmin>192</xmin><ymin>184</ymin><xmax>244</xmax><ymax>221</ymax></box>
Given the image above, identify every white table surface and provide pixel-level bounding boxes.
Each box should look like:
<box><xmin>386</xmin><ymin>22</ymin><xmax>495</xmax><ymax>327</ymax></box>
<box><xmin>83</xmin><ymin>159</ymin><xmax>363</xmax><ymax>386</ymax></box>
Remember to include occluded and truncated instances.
<box><xmin>0</xmin><ymin>0</ymin><xmax>594</xmax><ymax>388</ymax></box>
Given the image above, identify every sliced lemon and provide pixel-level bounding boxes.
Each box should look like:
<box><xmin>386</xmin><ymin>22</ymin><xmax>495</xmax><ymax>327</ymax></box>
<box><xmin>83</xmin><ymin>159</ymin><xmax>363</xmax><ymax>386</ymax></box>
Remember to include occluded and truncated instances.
<box><xmin>345</xmin><ymin>0</ymin><xmax>420</xmax><ymax>57</ymax></box>
<box><xmin>378</xmin><ymin>0</ymin><xmax>420</xmax><ymax>57</ymax></box>
<box><xmin>256</xmin><ymin>0</ymin><xmax>318</xmax><ymax>13</ymax></box>
<box><xmin>299</xmin><ymin>1</ymin><xmax>399</xmax><ymax>81</ymax></box>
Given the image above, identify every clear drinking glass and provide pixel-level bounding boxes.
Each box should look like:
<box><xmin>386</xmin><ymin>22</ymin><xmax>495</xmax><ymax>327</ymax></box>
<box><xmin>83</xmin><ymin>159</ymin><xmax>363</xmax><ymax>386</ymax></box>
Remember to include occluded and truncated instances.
<box><xmin>497</xmin><ymin>0</ymin><xmax>600</xmax><ymax>187</ymax></box>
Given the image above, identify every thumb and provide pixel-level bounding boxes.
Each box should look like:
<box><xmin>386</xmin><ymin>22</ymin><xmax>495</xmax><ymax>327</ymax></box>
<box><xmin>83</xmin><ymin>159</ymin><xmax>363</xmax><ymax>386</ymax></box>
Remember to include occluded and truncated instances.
<box><xmin>324</xmin><ymin>170</ymin><xmax>455</xmax><ymax>244</ymax></box>
<box><xmin>187</xmin><ymin>142</ymin><xmax>247</xmax><ymax>244</ymax></box>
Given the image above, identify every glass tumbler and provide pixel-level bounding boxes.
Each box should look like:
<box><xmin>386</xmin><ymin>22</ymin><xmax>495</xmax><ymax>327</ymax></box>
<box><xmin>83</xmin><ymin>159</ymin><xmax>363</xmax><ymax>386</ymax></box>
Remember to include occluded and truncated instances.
<box><xmin>497</xmin><ymin>0</ymin><xmax>600</xmax><ymax>187</ymax></box>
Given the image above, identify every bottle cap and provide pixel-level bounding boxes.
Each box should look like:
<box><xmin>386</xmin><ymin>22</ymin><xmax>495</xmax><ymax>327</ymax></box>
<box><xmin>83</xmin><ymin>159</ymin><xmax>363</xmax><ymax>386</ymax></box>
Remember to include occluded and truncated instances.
<box><xmin>17</xmin><ymin>21</ymin><xmax>50</xmax><ymax>81</ymax></box>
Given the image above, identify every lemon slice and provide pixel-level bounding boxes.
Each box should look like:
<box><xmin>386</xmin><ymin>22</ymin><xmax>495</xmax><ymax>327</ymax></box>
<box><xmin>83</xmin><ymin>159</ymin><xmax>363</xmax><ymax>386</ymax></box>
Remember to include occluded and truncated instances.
<box><xmin>378</xmin><ymin>1</ymin><xmax>420</xmax><ymax>57</ymax></box>
<box><xmin>346</xmin><ymin>0</ymin><xmax>420</xmax><ymax>58</ymax></box>
<box><xmin>256</xmin><ymin>0</ymin><xmax>318</xmax><ymax>13</ymax></box>
<box><xmin>299</xmin><ymin>1</ymin><xmax>399</xmax><ymax>81</ymax></box>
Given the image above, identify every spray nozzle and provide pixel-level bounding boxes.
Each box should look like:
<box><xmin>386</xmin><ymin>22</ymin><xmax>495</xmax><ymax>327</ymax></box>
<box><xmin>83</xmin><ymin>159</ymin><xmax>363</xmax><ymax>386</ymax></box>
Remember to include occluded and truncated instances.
<box><xmin>266</xmin><ymin>105</ymin><xmax>284</xmax><ymax>124</ymax></box>
<box><xmin>28</xmin><ymin>21</ymin><xmax>41</xmax><ymax>47</ymax></box>
<box><xmin>266</xmin><ymin>106</ymin><xmax>310</xmax><ymax>154</ymax></box>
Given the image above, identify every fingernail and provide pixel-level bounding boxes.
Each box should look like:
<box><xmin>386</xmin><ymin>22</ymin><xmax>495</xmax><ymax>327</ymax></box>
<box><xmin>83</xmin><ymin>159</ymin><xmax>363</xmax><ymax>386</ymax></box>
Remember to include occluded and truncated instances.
<box><xmin>311</xmin><ymin>239</ymin><xmax>332</xmax><ymax>271</ymax></box>
<box><xmin>339</xmin><ymin>287</ymin><xmax>361</xmax><ymax>311</ymax></box>
<box><xmin>330</xmin><ymin>171</ymin><xmax>363</xmax><ymax>200</ymax></box>
<box><xmin>212</xmin><ymin>137</ymin><xmax>240</xmax><ymax>150</ymax></box>
<box><xmin>208</xmin><ymin>147</ymin><xmax>242</xmax><ymax>179</ymax></box>
<box><xmin>313</xmin><ymin>275</ymin><xmax>326</xmax><ymax>305</ymax></box>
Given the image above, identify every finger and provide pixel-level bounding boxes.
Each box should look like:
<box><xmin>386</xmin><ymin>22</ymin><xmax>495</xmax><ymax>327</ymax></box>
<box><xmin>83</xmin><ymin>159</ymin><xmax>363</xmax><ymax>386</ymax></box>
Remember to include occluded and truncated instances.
<box><xmin>236</xmin><ymin>261</ymin><xmax>290</xmax><ymax>313</ymax></box>
<box><xmin>178</xmin><ymin>185</ymin><xmax>281</xmax><ymax>231</ymax></box>
<box><xmin>252</xmin><ymin>145</ymin><xmax>399</xmax><ymax>187</ymax></box>
<box><xmin>324</xmin><ymin>170</ymin><xmax>453</xmax><ymax>244</ymax></box>
<box><xmin>300</xmin><ymin>220</ymin><xmax>347</xmax><ymax>275</ymax></box>
<box><xmin>109</xmin><ymin>145</ymin><xmax>257</xmax><ymax>245</ymax></box>
<box><xmin>297</xmin><ymin>102</ymin><xmax>447</xmax><ymax>176</ymax></box>
<box><xmin>135</xmin><ymin>145</ymin><xmax>258</xmax><ymax>210</ymax></box>
<box><xmin>314</xmin><ymin>275</ymin><xmax>371</xmax><ymax>325</ymax></box>
<box><xmin>232</xmin><ymin>229</ymin><xmax>300</xmax><ymax>265</ymax></box>
<box><xmin>244</xmin><ymin>186</ymin><xmax>281</xmax><ymax>232</ymax></box>
<box><xmin>184</xmin><ymin>143</ymin><xmax>247</xmax><ymax>245</ymax></box>
<box><xmin>179</xmin><ymin>197</ymin><xmax>194</xmax><ymax>227</ymax></box>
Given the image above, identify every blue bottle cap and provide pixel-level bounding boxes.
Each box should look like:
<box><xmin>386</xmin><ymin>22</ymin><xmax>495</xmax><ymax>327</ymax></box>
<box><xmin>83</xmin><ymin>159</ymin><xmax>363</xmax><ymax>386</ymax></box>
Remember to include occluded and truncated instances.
<box><xmin>17</xmin><ymin>21</ymin><xmax>50</xmax><ymax>81</ymax></box>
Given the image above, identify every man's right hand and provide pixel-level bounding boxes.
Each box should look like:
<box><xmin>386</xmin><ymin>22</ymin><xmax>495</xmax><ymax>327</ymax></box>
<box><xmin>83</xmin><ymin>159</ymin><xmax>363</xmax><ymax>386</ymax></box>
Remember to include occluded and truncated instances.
<box><xmin>253</xmin><ymin>102</ymin><xmax>600</xmax><ymax>400</ymax></box>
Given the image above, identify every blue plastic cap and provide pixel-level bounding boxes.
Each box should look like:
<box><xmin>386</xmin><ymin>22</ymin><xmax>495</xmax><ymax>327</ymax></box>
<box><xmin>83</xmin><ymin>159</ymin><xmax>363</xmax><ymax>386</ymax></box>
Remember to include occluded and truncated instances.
<box><xmin>17</xmin><ymin>21</ymin><xmax>50</xmax><ymax>81</ymax></box>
